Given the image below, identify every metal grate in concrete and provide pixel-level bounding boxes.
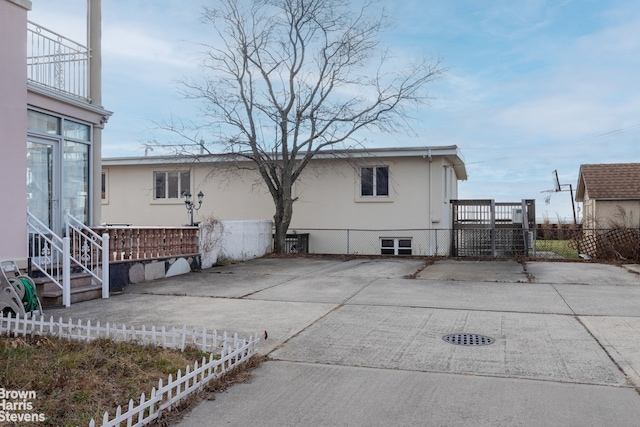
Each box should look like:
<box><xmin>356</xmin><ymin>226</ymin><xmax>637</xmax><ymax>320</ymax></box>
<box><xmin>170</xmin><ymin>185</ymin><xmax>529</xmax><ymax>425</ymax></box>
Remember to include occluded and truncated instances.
<box><xmin>442</xmin><ymin>333</ymin><xmax>495</xmax><ymax>346</ymax></box>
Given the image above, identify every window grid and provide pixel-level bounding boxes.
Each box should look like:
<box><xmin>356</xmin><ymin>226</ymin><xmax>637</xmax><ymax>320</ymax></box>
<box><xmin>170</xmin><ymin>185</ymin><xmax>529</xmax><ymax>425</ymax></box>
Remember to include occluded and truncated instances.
<box><xmin>380</xmin><ymin>238</ymin><xmax>412</xmax><ymax>255</ymax></box>
<box><xmin>361</xmin><ymin>166</ymin><xmax>389</xmax><ymax>197</ymax></box>
<box><xmin>154</xmin><ymin>171</ymin><xmax>190</xmax><ymax>199</ymax></box>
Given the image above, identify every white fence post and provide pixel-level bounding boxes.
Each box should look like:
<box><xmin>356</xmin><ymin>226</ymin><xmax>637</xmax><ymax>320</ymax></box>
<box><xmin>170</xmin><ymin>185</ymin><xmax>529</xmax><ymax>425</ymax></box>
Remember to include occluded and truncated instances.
<box><xmin>101</xmin><ymin>233</ymin><xmax>110</xmax><ymax>299</ymax></box>
<box><xmin>62</xmin><ymin>236</ymin><xmax>71</xmax><ymax>307</ymax></box>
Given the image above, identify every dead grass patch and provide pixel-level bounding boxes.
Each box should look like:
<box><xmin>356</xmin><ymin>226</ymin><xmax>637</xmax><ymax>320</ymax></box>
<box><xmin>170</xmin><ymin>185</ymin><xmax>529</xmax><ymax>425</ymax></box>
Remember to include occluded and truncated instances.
<box><xmin>0</xmin><ymin>334</ymin><xmax>261</xmax><ymax>426</ymax></box>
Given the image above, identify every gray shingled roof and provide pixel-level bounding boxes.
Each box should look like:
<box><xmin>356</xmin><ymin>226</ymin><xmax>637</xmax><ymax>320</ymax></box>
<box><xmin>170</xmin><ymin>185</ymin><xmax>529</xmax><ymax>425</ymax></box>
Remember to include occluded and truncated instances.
<box><xmin>577</xmin><ymin>163</ymin><xmax>640</xmax><ymax>200</ymax></box>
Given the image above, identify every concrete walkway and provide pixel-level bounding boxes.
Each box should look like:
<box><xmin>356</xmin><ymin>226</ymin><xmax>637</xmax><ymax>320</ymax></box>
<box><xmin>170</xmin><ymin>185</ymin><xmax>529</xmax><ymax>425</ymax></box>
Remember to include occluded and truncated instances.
<box><xmin>47</xmin><ymin>258</ymin><xmax>640</xmax><ymax>426</ymax></box>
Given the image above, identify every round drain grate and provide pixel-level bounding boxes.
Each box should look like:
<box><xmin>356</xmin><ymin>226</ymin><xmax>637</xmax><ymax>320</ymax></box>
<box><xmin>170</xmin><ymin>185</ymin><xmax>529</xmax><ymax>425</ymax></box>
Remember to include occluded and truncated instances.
<box><xmin>443</xmin><ymin>333</ymin><xmax>495</xmax><ymax>346</ymax></box>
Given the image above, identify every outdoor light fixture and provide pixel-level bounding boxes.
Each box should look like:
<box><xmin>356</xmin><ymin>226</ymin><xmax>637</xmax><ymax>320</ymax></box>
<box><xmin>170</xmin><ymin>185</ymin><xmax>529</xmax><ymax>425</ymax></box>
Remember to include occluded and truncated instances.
<box><xmin>183</xmin><ymin>190</ymin><xmax>204</xmax><ymax>226</ymax></box>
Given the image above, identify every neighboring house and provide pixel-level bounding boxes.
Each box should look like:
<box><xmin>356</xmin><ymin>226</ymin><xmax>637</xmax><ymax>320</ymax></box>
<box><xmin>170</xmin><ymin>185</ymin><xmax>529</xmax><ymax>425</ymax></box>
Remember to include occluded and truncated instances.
<box><xmin>0</xmin><ymin>0</ymin><xmax>110</xmax><ymax>265</ymax></box>
<box><xmin>102</xmin><ymin>146</ymin><xmax>467</xmax><ymax>255</ymax></box>
<box><xmin>576</xmin><ymin>163</ymin><xmax>640</xmax><ymax>229</ymax></box>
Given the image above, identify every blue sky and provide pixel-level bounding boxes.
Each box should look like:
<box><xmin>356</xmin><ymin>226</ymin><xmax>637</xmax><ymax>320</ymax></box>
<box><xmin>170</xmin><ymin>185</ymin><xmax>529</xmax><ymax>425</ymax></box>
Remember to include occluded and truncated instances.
<box><xmin>30</xmin><ymin>0</ymin><xmax>640</xmax><ymax>222</ymax></box>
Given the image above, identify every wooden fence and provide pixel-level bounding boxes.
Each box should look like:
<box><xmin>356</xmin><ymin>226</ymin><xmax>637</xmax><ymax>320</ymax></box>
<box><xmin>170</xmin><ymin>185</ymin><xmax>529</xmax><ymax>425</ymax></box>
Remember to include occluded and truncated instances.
<box><xmin>92</xmin><ymin>226</ymin><xmax>199</xmax><ymax>262</ymax></box>
<box><xmin>0</xmin><ymin>314</ymin><xmax>260</xmax><ymax>427</ymax></box>
<box><xmin>572</xmin><ymin>228</ymin><xmax>640</xmax><ymax>261</ymax></box>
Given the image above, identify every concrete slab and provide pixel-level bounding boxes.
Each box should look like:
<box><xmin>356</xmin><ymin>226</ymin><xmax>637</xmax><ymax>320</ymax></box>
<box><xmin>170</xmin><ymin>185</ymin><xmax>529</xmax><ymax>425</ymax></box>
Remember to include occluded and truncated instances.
<box><xmin>41</xmin><ymin>257</ymin><xmax>640</xmax><ymax>426</ymax></box>
<box><xmin>126</xmin><ymin>271</ymin><xmax>294</xmax><ymax>298</ymax></box>
<box><xmin>45</xmin><ymin>293</ymin><xmax>337</xmax><ymax>354</ymax></box>
<box><xmin>580</xmin><ymin>316</ymin><xmax>640</xmax><ymax>388</ymax></box>
<box><xmin>555</xmin><ymin>285</ymin><xmax>640</xmax><ymax>316</ymax></box>
<box><xmin>209</xmin><ymin>257</ymin><xmax>424</xmax><ymax>278</ymax></box>
<box><xmin>271</xmin><ymin>305</ymin><xmax>627</xmax><ymax>386</ymax></box>
<box><xmin>347</xmin><ymin>279</ymin><xmax>573</xmax><ymax>314</ymax></box>
<box><xmin>176</xmin><ymin>361</ymin><xmax>640</xmax><ymax>427</ymax></box>
<box><xmin>527</xmin><ymin>261</ymin><xmax>640</xmax><ymax>285</ymax></box>
<box><xmin>418</xmin><ymin>260</ymin><xmax>528</xmax><ymax>282</ymax></box>
<box><xmin>247</xmin><ymin>275</ymin><xmax>377</xmax><ymax>304</ymax></box>
<box><xmin>204</xmin><ymin>257</ymin><xmax>344</xmax><ymax>275</ymax></box>
<box><xmin>319</xmin><ymin>258</ymin><xmax>426</xmax><ymax>278</ymax></box>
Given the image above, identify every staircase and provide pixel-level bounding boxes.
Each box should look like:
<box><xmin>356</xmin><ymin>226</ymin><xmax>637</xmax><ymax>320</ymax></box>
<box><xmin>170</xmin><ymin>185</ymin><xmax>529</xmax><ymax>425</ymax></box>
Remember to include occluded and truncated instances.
<box><xmin>27</xmin><ymin>211</ymin><xmax>109</xmax><ymax>307</ymax></box>
<box><xmin>31</xmin><ymin>269</ymin><xmax>104</xmax><ymax>307</ymax></box>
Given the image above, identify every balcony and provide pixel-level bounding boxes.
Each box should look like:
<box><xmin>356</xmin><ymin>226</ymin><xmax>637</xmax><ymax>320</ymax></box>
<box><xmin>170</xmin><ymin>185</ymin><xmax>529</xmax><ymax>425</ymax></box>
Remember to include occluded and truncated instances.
<box><xmin>27</xmin><ymin>21</ymin><xmax>89</xmax><ymax>101</ymax></box>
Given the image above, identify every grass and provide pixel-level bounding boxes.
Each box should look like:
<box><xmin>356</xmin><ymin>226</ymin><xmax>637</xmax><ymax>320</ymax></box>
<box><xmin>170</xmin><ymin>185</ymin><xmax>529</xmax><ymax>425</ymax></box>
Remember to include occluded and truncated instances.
<box><xmin>535</xmin><ymin>239</ymin><xmax>580</xmax><ymax>259</ymax></box>
<box><xmin>0</xmin><ymin>334</ymin><xmax>258</xmax><ymax>426</ymax></box>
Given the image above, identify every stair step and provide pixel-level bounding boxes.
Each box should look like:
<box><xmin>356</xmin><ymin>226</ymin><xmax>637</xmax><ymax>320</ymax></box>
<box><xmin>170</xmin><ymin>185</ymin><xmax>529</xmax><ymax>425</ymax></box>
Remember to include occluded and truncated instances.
<box><xmin>32</xmin><ymin>273</ymin><xmax>104</xmax><ymax>307</ymax></box>
<box><xmin>39</xmin><ymin>284</ymin><xmax>103</xmax><ymax>307</ymax></box>
<box><xmin>33</xmin><ymin>272</ymin><xmax>95</xmax><ymax>293</ymax></box>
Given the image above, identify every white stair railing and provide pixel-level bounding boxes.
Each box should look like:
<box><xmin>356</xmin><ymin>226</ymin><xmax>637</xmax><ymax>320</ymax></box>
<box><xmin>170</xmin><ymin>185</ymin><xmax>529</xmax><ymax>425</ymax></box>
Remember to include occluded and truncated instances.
<box><xmin>66</xmin><ymin>212</ymin><xmax>110</xmax><ymax>299</ymax></box>
<box><xmin>26</xmin><ymin>211</ymin><xmax>71</xmax><ymax>307</ymax></box>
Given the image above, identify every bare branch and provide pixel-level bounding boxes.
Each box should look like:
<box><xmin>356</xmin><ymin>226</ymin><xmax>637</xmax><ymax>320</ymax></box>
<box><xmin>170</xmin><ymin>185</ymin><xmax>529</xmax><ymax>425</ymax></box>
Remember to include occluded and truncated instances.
<box><xmin>156</xmin><ymin>0</ymin><xmax>444</xmax><ymax>252</ymax></box>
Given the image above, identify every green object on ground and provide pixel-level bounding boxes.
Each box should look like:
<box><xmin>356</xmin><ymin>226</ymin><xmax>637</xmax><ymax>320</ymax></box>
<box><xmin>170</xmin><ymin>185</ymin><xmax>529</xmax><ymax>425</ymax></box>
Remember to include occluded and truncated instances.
<box><xmin>14</xmin><ymin>277</ymin><xmax>39</xmax><ymax>312</ymax></box>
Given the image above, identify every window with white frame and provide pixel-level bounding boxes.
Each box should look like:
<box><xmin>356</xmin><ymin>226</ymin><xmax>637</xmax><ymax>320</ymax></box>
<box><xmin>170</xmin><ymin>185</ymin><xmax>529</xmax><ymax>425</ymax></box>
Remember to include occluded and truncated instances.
<box><xmin>380</xmin><ymin>238</ymin><xmax>412</xmax><ymax>255</ymax></box>
<box><xmin>361</xmin><ymin>166</ymin><xmax>389</xmax><ymax>196</ymax></box>
<box><xmin>154</xmin><ymin>171</ymin><xmax>190</xmax><ymax>199</ymax></box>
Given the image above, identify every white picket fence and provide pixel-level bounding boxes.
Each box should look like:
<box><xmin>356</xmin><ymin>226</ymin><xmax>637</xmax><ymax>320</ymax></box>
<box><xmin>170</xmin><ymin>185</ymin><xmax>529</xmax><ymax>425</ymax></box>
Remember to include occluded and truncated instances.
<box><xmin>0</xmin><ymin>313</ymin><xmax>260</xmax><ymax>427</ymax></box>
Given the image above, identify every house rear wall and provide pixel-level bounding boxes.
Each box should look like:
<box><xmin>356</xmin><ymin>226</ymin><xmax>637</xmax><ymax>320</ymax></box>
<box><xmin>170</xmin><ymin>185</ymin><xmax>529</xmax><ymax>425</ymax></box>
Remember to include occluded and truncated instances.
<box><xmin>102</xmin><ymin>155</ymin><xmax>458</xmax><ymax>231</ymax></box>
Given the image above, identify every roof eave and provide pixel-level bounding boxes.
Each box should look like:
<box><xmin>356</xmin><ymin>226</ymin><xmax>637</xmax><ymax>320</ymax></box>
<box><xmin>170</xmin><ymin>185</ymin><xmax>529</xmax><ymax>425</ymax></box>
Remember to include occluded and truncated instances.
<box><xmin>103</xmin><ymin>145</ymin><xmax>468</xmax><ymax>178</ymax></box>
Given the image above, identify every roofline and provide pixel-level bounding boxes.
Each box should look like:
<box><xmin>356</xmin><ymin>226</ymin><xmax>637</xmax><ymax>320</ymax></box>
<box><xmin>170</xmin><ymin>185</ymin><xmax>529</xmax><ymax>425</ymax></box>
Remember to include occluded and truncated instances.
<box><xmin>582</xmin><ymin>197</ymin><xmax>640</xmax><ymax>201</ymax></box>
<box><xmin>103</xmin><ymin>145</ymin><xmax>468</xmax><ymax>180</ymax></box>
<box><xmin>576</xmin><ymin>162</ymin><xmax>640</xmax><ymax>202</ymax></box>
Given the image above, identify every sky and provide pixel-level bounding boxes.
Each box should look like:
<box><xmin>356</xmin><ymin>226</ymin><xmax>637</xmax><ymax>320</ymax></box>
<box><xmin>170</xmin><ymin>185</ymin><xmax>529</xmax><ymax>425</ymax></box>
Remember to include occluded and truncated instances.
<box><xmin>29</xmin><ymin>0</ymin><xmax>640</xmax><ymax>223</ymax></box>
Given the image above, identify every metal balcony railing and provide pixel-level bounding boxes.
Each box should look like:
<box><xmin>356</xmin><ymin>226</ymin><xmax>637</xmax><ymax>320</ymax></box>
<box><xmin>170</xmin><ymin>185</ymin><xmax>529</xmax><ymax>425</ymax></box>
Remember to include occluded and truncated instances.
<box><xmin>27</xmin><ymin>21</ymin><xmax>90</xmax><ymax>101</ymax></box>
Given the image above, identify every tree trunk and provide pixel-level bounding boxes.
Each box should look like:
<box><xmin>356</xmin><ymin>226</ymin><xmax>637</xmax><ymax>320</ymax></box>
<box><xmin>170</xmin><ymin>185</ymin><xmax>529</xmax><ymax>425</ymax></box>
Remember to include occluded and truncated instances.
<box><xmin>273</xmin><ymin>191</ymin><xmax>294</xmax><ymax>253</ymax></box>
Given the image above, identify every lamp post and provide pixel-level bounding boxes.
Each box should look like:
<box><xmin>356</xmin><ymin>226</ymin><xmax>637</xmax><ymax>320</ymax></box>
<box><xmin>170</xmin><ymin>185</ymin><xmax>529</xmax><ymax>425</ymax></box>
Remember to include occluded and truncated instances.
<box><xmin>183</xmin><ymin>190</ymin><xmax>204</xmax><ymax>226</ymax></box>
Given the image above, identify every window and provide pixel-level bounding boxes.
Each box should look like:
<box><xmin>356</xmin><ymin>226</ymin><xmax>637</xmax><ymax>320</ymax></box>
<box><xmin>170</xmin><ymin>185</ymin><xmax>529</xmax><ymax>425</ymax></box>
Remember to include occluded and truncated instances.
<box><xmin>381</xmin><ymin>238</ymin><xmax>412</xmax><ymax>255</ymax></box>
<box><xmin>63</xmin><ymin>120</ymin><xmax>90</xmax><ymax>141</ymax></box>
<box><xmin>444</xmin><ymin>164</ymin><xmax>454</xmax><ymax>203</ymax></box>
<box><xmin>28</xmin><ymin>110</ymin><xmax>59</xmax><ymax>135</ymax></box>
<box><xmin>101</xmin><ymin>171</ymin><xmax>107</xmax><ymax>201</ymax></box>
<box><xmin>361</xmin><ymin>166</ymin><xmax>389</xmax><ymax>196</ymax></box>
<box><xmin>63</xmin><ymin>141</ymin><xmax>90</xmax><ymax>222</ymax></box>
<box><xmin>154</xmin><ymin>171</ymin><xmax>190</xmax><ymax>199</ymax></box>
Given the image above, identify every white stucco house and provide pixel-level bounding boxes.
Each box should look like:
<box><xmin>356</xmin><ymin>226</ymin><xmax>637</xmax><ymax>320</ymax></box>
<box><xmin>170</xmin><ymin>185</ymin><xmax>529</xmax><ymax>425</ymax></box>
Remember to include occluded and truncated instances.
<box><xmin>102</xmin><ymin>146</ymin><xmax>467</xmax><ymax>256</ymax></box>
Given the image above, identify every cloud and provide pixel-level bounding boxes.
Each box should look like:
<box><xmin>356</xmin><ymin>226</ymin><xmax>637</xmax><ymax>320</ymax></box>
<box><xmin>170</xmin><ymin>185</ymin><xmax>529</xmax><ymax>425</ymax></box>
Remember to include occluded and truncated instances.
<box><xmin>28</xmin><ymin>3</ymin><xmax>86</xmax><ymax>44</ymax></box>
<box><xmin>102</xmin><ymin>25</ymin><xmax>198</xmax><ymax>69</ymax></box>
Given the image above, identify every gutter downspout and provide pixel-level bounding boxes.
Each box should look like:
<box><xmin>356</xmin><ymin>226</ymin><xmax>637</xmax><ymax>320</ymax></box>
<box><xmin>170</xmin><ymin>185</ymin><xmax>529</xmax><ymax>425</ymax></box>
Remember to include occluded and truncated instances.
<box><xmin>428</xmin><ymin>149</ymin><xmax>433</xmax><ymax>256</ymax></box>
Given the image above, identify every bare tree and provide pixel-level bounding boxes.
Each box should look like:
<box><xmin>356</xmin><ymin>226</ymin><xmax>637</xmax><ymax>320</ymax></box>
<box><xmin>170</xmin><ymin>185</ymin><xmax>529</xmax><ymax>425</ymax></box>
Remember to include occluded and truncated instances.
<box><xmin>174</xmin><ymin>0</ymin><xmax>444</xmax><ymax>252</ymax></box>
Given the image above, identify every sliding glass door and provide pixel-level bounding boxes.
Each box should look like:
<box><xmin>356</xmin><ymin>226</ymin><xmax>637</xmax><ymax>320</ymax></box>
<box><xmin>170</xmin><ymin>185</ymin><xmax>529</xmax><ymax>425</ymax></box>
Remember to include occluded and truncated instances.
<box><xmin>63</xmin><ymin>140</ymin><xmax>90</xmax><ymax>224</ymax></box>
<box><xmin>27</xmin><ymin>110</ymin><xmax>92</xmax><ymax>235</ymax></box>
<box><xmin>27</xmin><ymin>138</ymin><xmax>60</xmax><ymax>233</ymax></box>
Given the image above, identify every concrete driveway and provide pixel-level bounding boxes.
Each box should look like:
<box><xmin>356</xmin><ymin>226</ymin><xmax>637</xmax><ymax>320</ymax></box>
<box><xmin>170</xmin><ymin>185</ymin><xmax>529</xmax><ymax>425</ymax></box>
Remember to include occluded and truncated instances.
<box><xmin>48</xmin><ymin>258</ymin><xmax>640</xmax><ymax>426</ymax></box>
